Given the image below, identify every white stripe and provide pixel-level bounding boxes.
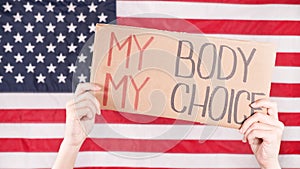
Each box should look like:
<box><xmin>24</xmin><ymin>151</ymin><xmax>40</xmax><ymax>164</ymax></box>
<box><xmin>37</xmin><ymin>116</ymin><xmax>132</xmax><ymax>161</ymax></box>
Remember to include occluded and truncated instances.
<box><xmin>271</xmin><ymin>97</ymin><xmax>300</xmax><ymax>113</ymax></box>
<box><xmin>117</xmin><ymin>1</ymin><xmax>300</xmax><ymax>21</ymax></box>
<box><xmin>272</xmin><ymin>66</ymin><xmax>300</xmax><ymax>84</ymax></box>
<box><xmin>1</xmin><ymin>94</ymin><xmax>300</xmax><ymax>113</ymax></box>
<box><xmin>206</xmin><ymin>34</ymin><xmax>300</xmax><ymax>53</ymax></box>
<box><xmin>0</xmin><ymin>93</ymin><xmax>72</xmax><ymax>109</ymax></box>
<box><xmin>0</xmin><ymin>123</ymin><xmax>299</xmax><ymax>141</ymax></box>
<box><xmin>0</xmin><ymin>152</ymin><xmax>299</xmax><ymax>168</ymax></box>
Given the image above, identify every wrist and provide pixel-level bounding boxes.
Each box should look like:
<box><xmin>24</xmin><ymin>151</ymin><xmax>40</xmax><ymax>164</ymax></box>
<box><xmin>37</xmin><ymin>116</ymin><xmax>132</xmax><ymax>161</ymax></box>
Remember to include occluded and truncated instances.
<box><xmin>60</xmin><ymin>139</ymin><xmax>83</xmax><ymax>152</ymax></box>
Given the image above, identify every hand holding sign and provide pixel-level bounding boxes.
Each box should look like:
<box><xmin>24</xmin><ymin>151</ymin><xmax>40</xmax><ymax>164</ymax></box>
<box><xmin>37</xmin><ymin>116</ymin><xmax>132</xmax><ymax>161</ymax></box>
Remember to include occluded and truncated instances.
<box><xmin>240</xmin><ymin>99</ymin><xmax>284</xmax><ymax>169</ymax></box>
<box><xmin>65</xmin><ymin>83</ymin><xmax>101</xmax><ymax>147</ymax></box>
<box><xmin>90</xmin><ymin>24</ymin><xmax>276</xmax><ymax>129</ymax></box>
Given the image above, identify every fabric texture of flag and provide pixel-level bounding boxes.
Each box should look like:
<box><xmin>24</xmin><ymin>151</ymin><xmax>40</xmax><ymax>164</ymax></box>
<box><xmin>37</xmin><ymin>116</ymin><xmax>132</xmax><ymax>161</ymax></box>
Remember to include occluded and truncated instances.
<box><xmin>0</xmin><ymin>0</ymin><xmax>299</xmax><ymax>168</ymax></box>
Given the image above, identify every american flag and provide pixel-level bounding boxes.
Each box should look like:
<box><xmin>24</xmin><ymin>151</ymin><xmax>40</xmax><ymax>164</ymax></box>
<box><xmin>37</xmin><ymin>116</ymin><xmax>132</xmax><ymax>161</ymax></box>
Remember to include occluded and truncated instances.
<box><xmin>0</xmin><ymin>0</ymin><xmax>299</xmax><ymax>168</ymax></box>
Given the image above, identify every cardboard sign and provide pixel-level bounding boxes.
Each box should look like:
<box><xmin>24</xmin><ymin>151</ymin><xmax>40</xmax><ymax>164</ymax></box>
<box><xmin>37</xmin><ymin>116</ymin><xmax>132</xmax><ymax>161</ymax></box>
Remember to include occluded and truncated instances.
<box><xmin>91</xmin><ymin>24</ymin><xmax>276</xmax><ymax>129</ymax></box>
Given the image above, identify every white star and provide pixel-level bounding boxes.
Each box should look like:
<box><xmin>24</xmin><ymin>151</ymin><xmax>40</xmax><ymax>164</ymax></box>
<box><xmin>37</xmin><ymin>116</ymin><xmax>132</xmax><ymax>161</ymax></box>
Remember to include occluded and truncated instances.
<box><xmin>88</xmin><ymin>23</ymin><xmax>96</xmax><ymax>33</ymax></box>
<box><xmin>3</xmin><ymin>43</ymin><xmax>13</xmax><ymax>53</ymax></box>
<box><xmin>67</xmin><ymin>2</ymin><xmax>76</xmax><ymax>12</ymax></box>
<box><xmin>77</xmin><ymin>13</ymin><xmax>86</xmax><ymax>23</ymax></box>
<box><xmin>24</xmin><ymin>23</ymin><xmax>34</xmax><ymax>32</ymax></box>
<box><xmin>3</xmin><ymin>22</ymin><xmax>13</xmax><ymax>32</ymax></box>
<box><xmin>35</xmin><ymin>13</ymin><xmax>44</xmax><ymax>23</ymax></box>
<box><xmin>25</xmin><ymin>43</ymin><xmax>35</xmax><ymax>53</ymax></box>
<box><xmin>56</xmin><ymin>53</ymin><xmax>66</xmax><ymax>63</ymax></box>
<box><xmin>4</xmin><ymin>63</ymin><xmax>14</xmax><ymax>73</ymax></box>
<box><xmin>67</xmin><ymin>43</ymin><xmax>77</xmax><ymax>53</ymax></box>
<box><xmin>78</xmin><ymin>53</ymin><xmax>87</xmax><ymax>63</ymax></box>
<box><xmin>0</xmin><ymin>76</ymin><xmax>3</xmax><ymax>83</ymax></box>
<box><xmin>67</xmin><ymin>23</ymin><xmax>77</xmax><ymax>33</ymax></box>
<box><xmin>57</xmin><ymin>73</ymin><xmax>67</xmax><ymax>83</ymax></box>
<box><xmin>89</xmin><ymin>44</ymin><xmax>94</xmax><ymax>53</ymax></box>
<box><xmin>68</xmin><ymin>63</ymin><xmax>77</xmax><ymax>73</ymax></box>
<box><xmin>3</xmin><ymin>2</ymin><xmax>12</xmax><ymax>12</ymax></box>
<box><xmin>56</xmin><ymin>12</ymin><xmax>65</xmax><ymax>22</ymax></box>
<box><xmin>77</xmin><ymin>33</ymin><xmax>87</xmax><ymax>43</ymax></box>
<box><xmin>15</xmin><ymin>73</ymin><xmax>25</xmax><ymax>83</ymax></box>
<box><xmin>88</xmin><ymin>2</ymin><xmax>97</xmax><ymax>12</ymax></box>
<box><xmin>57</xmin><ymin>0</ymin><xmax>64</xmax><ymax>2</ymax></box>
<box><xmin>13</xmin><ymin>13</ymin><xmax>23</xmax><ymax>22</ymax></box>
<box><xmin>56</xmin><ymin>33</ymin><xmax>66</xmax><ymax>43</ymax></box>
<box><xmin>35</xmin><ymin>53</ymin><xmax>45</xmax><ymax>63</ymax></box>
<box><xmin>14</xmin><ymin>53</ymin><xmax>24</xmax><ymax>63</ymax></box>
<box><xmin>24</xmin><ymin>2</ymin><xmax>33</xmax><ymax>12</ymax></box>
<box><xmin>98</xmin><ymin>12</ymin><xmax>107</xmax><ymax>23</ymax></box>
<box><xmin>78</xmin><ymin>0</ymin><xmax>85</xmax><ymax>2</ymax></box>
<box><xmin>99</xmin><ymin>0</ymin><xmax>106</xmax><ymax>2</ymax></box>
<box><xmin>46</xmin><ymin>43</ymin><xmax>56</xmax><ymax>53</ymax></box>
<box><xmin>47</xmin><ymin>63</ymin><xmax>56</xmax><ymax>73</ymax></box>
<box><xmin>13</xmin><ymin>33</ymin><xmax>23</xmax><ymax>43</ymax></box>
<box><xmin>45</xmin><ymin>2</ymin><xmax>55</xmax><ymax>12</ymax></box>
<box><xmin>35</xmin><ymin>33</ymin><xmax>44</xmax><ymax>43</ymax></box>
<box><xmin>78</xmin><ymin>74</ymin><xmax>87</xmax><ymax>83</ymax></box>
<box><xmin>36</xmin><ymin>73</ymin><xmax>46</xmax><ymax>83</ymax></box>
<box><xmin>46</xmin><ymin>23</ymin><xmax>55</xmax><ymax>33</ymax></box>
<box><xmin>0</xmin><ymin>56</ymin><xmax>2</xmax><ymax>63</ymax></box>
<box><xmin>26</xmin><ymin>63</ymin><xmax>35</xmax><ymax>73</ymax></box>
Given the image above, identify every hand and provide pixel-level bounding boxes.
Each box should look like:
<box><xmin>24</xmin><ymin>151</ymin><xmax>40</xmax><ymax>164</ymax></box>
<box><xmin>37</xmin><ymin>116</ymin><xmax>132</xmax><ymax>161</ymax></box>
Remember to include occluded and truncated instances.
<box><xmin>239</xmin><ymin>99</ymin><xmax>284</xmax><ymax>169</ymax></box>
<box><xmin>52</xmin><ymin>83</ymin><xmax>101</xmax><ymax>169</ymax></box>
<box><xmin>64</xmin><ymin>83</ymin><xmax>101</xmax><ymax>147</ymax></box>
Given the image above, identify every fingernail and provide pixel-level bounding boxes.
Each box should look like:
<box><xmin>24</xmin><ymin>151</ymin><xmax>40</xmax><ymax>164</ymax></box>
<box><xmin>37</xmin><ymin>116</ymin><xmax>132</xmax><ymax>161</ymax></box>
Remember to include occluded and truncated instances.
<box><xmin>242</xmin><ymin>137</ymin><xmax>246</xmax><ymax>143</ymax></box>
<box><xmin>95</xmin><ymin>85</ymin><xmax>101</xmax><ymax>90</ymax></box>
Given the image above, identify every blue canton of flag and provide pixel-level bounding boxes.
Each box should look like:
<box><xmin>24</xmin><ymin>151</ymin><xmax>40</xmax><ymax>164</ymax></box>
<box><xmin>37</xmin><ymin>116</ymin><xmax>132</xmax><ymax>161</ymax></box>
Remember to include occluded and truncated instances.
<box><xmin>0</xmin><ymin>0</ymin><xmax>116</xmax><ymax>92</ymax></box>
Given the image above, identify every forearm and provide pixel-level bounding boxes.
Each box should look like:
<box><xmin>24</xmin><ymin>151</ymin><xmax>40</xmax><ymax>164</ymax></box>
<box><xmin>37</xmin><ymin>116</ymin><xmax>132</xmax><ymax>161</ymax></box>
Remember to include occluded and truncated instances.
<box><xmin>52</xmin><ymin>140</ymin><xmax>82</xmax><ymax>169</ymax></box>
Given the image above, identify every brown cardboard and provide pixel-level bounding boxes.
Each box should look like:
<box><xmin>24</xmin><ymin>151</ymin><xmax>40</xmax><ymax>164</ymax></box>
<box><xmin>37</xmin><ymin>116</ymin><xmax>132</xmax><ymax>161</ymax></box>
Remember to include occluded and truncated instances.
<box><xmin>90</xmin><ymin>24</ymin><xmax>276</xmax><ymax>129</ymax></box>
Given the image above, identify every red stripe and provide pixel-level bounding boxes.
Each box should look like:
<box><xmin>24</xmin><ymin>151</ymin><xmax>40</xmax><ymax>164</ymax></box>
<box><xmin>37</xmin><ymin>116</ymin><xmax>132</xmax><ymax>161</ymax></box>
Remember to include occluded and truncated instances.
<box><xmin>279</xmin><ymin>113</ymin><xmax>300</xmax><ymax>126</ymax></box>
<box><xmin>122</xmin><ymin>0</ymin><xmax>300</xmax><ymax>4</ymax></box>
<box><xmin>0</xmin><ymin>109</ymin><xmax>299</xmax><ymax>126</ymax></box>
<box><xmin>271</xmin><ymin>83</ymin><xmax>300</xmax><ymax>98</ymax></box>
<box><xmin>117</xmin><ymin>18</ymin><xmax>300</xmax><ymax>35</ymax></box>
<box><xmin>275</xmin><ymin>53</ymin><xmax>300</xmax><ymax>67</ymax></box>
<box><xmin>0</xmin><ymin>109</ymin><xmax>67</xmax><ymax>123</ymax></box>
<box><xmin>0</xmin><ymin>138</ymin><xmax>298</xmax><ymax>154</ymax></box>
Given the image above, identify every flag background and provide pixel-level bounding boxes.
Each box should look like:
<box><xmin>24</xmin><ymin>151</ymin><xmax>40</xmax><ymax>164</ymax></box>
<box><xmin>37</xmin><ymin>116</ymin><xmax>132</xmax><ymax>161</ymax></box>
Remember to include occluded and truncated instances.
<box><xmin>0</xmin><ymin>0</ymin><xmax>300</xmax><ymax>168</ymax></box>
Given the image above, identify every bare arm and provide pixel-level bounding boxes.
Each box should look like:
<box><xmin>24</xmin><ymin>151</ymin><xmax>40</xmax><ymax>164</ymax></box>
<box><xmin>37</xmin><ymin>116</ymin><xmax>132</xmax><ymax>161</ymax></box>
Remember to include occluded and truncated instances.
<box><xmin>240</xmin><ymin>99</ymin><xmax>284</xmax><ymax>169</ymax></box>
<box><xmin>52</xmin><ymin>83</ymin><xmax>101</xmax><ymax>169</ymax></box>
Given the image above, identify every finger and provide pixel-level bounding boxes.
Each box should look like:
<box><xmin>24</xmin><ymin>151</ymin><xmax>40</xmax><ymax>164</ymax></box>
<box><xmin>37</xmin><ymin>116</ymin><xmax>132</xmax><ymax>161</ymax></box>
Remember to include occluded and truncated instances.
<box><xmin>75</xmin><ymin>83</ymin><xmax>101</xmax><ymax>96</ymax></box>
<box><xmin>66</xmin><ymin>99</ymin><xmax>76</xmax><ymax>108</ymax></box>
<box><xmin>73</xmin><ymin>99</ymin><xmax>99</xmax><ymax>118</ymax></box>
<box><xmin>243</xmin><ymin>122</ymin><xmax>276</xmax><ymax>142</ymax></box>
<box><xmin>80</xmin><ymin>115</ymin><xmax>95</xmax><ymax>135</ymax></box>
<box><xmin>73</xmin><ymin>92</ymin><xmax>101</xmax><ymax>115</ymax></box>
<box><xmin>239</xmin><ymin>112</ymin><xmax>281</xmax><ymax>134</ymax></box>
<box><xmin>251</xmin><ymin>98</ymin><xmax>278</xmax><ymax>119</ymax></box>
<box><xmin>246</xmin><ymin>129</ymin><xmax>276</xmax><ymax>145</ymax></box>
<box><xmin>66</xmin><ymin>100</ymin><xmax>77</xmax><ymax>117</ymax></box>
<box><xmin>75</xmin><ymin>106</ymin><xmax>95</xmax><ymax>120</ymax></box>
